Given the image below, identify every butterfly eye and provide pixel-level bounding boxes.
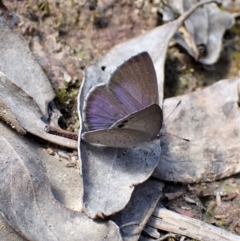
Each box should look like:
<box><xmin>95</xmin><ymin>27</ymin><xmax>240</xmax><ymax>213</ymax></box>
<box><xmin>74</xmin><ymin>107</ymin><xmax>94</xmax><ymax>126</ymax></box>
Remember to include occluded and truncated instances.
<box><xmin>118</xmin><ymin>124</ymin><xmax>125</xmax><ymax>128</ymax></box>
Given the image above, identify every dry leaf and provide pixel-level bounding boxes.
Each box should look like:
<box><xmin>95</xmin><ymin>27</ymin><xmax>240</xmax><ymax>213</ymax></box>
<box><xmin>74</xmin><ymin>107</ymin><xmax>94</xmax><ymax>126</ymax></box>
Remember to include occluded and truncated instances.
<box><xmin>0</xmin><ymin>11</ymin><xmax>54</xmax><ymax>118</ymax></box>
<box><xmin>164</xmin><ymin>0</ymin><xmax>237</xmax><ymax>64</ymax></box>
<box><xmin>154</xmin><ymin>78</ymin><xmax>240</xmax><ymax>183</ymax></box>
<box><xmin>0</xmin><ymin>72</ymin><xmax>77</xmax><ymax>148</ymax></box>
<box><xmin>0</xmin><ymin>122</ymin><xmax>122</xmax><ymax>241</ymax></box>
<box><xmin>111</xmin><ymin>179</ymin><xmax>164</xmax><ymax>241</ymax></box>
<box><xmin>78</xmin><ymin>0</ymin><xmax>217</xmax><ymax>219</ymax></box>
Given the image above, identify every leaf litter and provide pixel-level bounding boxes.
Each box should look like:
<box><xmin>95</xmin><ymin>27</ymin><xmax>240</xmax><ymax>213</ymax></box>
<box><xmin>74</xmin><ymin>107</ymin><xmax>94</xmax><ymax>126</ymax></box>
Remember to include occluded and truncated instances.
<box><xmin>78</xmin><ymin>0</ymin><xmax>217</xmax><ymax>223</ymax></box>
<box><xmin>0</xmin><ymin>0</ymin><xmax>240</xmax><ymax>241</ymax></box>
<box><xmin>0</xmin><ymin>121</ymin><xmax>122</xmax><ymax>241</ymax></box>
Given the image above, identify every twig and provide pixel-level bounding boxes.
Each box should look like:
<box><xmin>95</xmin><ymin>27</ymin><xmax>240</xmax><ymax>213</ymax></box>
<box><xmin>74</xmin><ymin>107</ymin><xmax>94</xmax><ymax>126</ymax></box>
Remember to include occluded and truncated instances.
<box><xmin>147</xmin><ymin>206</ymin><xmax>240</xmax><ymax>241</ymax></box>
<box><xmin>44</xmin><ymin>125</ymin><xmax>78</xmax><ymax>141</ymax></box>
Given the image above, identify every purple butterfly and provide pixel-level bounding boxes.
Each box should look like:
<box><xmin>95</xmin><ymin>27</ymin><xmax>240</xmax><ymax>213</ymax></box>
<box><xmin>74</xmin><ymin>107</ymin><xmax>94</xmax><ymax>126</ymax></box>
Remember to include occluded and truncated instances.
<box><xmin>81</xmin><ymin>52</ymin><xmax>163</xmax><ymax>148</ymax></box>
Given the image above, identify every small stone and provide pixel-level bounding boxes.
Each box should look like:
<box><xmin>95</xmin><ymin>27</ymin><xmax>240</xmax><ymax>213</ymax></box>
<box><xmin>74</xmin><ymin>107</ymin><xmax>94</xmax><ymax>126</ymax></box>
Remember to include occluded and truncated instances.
<box><xmin>46</xmin><ymin>148</ymin><xmax>54</xmax><ymax>155</ymax></box>
<box><xmin>71</xmin><ymin>155</ymin><xmax>78</xmax><ymax>161</ymax></box>
<box><xmin>58</xmin><ymin>151</ymin><xmax>70</xmax><ymax>159</ymax></box>
<box><xmin>54</xmin><ymin>152</ymin><xmax>60</xmax><ymax>160</ymax></box>
<box><xmin>66</xmin><ymin>162</ymin><xmax>77</xmax><ymax>168</ymax></box>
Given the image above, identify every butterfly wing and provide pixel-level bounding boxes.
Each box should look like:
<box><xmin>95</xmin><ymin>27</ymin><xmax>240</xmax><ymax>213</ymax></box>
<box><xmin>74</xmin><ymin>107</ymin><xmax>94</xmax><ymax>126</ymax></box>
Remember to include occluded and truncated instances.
<box><xmin>82</xmin><ymin>84</ymin><xmax>130</xmax><ymax>130</ymax></box>
<box><xmin>81</xmin><ymin>104</ymin><xmax>162</xmax><ymax>148</ymax></box>
<box><xmin>108</xmin><ymin>52</ymin><xmax>159</xmax><ymax>112</ymax></box>
<box><xmin>82</xmin><ymin>52</ymin><xmax>158</xmax><ymax>131</ymax></box>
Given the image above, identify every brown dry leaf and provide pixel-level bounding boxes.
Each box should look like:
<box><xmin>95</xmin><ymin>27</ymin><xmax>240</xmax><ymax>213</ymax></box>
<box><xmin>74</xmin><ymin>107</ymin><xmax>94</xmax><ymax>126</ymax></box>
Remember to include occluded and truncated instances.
<box><xmin>154</xmin><ymin>78</ymin><xmax>240</xmax><ymax>183</ymax></box>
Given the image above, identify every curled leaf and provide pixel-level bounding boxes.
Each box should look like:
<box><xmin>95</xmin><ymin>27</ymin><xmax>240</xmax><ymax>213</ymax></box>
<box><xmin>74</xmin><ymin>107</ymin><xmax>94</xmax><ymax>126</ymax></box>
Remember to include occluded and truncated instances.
<box><xmin>0</xmin><ymin>4</ymin><xmax>54</xmax><ymax>118</ymax></box>
<box><xmin>0</xmin><ymin>72</ymin><xmax>77</xmax><ymax>148</ymax></box>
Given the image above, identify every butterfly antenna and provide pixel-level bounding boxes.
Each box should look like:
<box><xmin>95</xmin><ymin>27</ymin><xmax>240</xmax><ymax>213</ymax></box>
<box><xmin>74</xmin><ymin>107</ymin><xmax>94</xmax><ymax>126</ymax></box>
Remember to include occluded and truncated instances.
<box><xmin>163</xmin><ymin>100</ymin><xmax>181</xmax><ymax>124</ymax></box>
<box><xmin>160</xmin><ymin>101</ymin><xmax>189</xmax><ymax>142</ymax></box>
<box><xmin>164</xmin><ymin>132</ymin><xmax>190</xmax><ymax>142</ymax></box>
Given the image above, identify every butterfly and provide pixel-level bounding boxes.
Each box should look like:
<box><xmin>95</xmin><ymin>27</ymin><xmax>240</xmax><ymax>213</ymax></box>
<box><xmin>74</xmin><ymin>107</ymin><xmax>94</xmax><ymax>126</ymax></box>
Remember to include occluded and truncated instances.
<box><xmin>81</xmin><ymin>52</ymin><xmax>163</xmax><ymax>148</ymax></box>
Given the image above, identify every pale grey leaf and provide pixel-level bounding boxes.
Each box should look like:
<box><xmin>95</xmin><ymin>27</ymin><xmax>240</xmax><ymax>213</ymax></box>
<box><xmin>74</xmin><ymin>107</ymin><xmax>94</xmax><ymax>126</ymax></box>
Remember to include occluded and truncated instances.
<box><xmin>0</xmin><ymin>22</ymin><xmax>55</xmax><ymax>118</ymax></box>
<box><xmin>81</xmin><ymin>139</ymin><xmax>161</xmax><ymax>219</ymax></box>
<box><xmin>78</xmin><ymin>0</ymin><xmax>218</xmax><ymax>218</ymax></box>
<box><xmin>0</xmin><ymin>122</ymin><xmax>122</xmax><ymax>241</ymax></box>
<box><xmin>0</xmin><ymin>72</ymin><xmax>77</xmax><ymax>148</ymax></box>
<box><xmin>0</xmin><ymin>214</ymin><xmax>27</xmax><ymax>241</ymax></box>
<box><xmin>200</xmin><ymin>3</ymin><xmax>236</xmax><ymax>64</ymax></box>
<box><xmin>0</xmin><ymin>97</ymin><xmax>26</xmax><ymax>134</ymax></box>
<box><xmin>154</xmin><ymin>78</ymin><xmax>240</xmax><ymax>183</ymax></box>
<box><xmin>111</xmin><ymin>179</ymin><xmax>164</xmax><ymax>241</ymax></box>
<box><xmin>167</xmin><ymin>0</ymin><xmax>237</xmax><ymax>64</ymax></box>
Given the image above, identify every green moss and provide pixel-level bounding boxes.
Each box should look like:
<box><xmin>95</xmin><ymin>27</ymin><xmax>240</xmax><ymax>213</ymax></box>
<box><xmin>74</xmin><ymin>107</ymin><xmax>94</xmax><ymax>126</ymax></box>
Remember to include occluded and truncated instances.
<box><xmin>69</xmin><ymin>88</ymin><xmax>79</xmax><ymax>98</ymax></box>
<box><xmin>218</xmin><ymin>219</ymin><xmax>226</xmax><ymax>227</ymax></box>
<box><xmin>228</xmin><ymin>25</ymin><xmax>240</xmax><ymax>38</ymax></box>
<box><xmin>229</xmin><ymin>51</ymin><xmax>240</xmax><ymax>76</ymax></box>
<box><xmin>55</xmin><ymin>88</ymin><xmax>67</xmax><ymax>104</ymax></box>
<box><xmin>232</xmin><ymin>51</ymin><xmax>240</xmax><ymax>61</ymax></box>
<box><xmin>39</xmin><ymin>1</ymin><xmax>50</xmax><ymax>14</ymax></box>
<box><xmin>76</xmin><ymin>49</ymin><xmax>92</xmax><ymax>62</ymax></box>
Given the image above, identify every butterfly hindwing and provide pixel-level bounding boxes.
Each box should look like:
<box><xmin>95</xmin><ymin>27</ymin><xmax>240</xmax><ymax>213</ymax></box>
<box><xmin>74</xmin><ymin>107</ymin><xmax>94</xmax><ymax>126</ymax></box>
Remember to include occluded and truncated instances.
<box><xmin>82</xmin><ymin>104</ymin><xmax>162</xmax><ymax>148</ymax></box>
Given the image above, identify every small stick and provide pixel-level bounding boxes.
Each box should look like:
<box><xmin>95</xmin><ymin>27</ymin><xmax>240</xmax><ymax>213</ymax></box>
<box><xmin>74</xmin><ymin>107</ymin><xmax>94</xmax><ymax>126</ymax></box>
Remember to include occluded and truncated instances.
<box><xmin>237</xmin><ymin>82</ymin><xmax>240</xmax><ymax>107</ymax></box>
<box><xmin>44</xmin><ymin>125</ymin><xmax>78</xmax><ymax>141</ymax></box>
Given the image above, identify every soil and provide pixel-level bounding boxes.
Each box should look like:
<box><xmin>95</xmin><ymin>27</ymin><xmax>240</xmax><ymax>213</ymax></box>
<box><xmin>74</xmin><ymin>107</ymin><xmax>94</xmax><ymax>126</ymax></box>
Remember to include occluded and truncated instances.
<box><xmin>5</xmin><ymin>0</ymin><xmax>240</xmax><ymax>240</ymax></box>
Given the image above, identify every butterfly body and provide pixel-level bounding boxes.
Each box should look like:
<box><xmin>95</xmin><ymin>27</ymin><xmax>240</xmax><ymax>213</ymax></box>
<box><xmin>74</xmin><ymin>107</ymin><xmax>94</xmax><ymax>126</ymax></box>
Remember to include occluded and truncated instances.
<box><xmin>82</xmin><ymin>52</ymin><xmax>163</xmax><ymax>148</ymax></box>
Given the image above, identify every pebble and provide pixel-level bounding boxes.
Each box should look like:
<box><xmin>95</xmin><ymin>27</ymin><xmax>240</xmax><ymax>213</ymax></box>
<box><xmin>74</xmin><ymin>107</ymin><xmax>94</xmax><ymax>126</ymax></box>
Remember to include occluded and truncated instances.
<box><xmin>58</xmin><ymin>151</ymin><xmax>70</xmax><ymax>159</ymax></box>
<box><xmin>66</xmin><ymin>162</ymin><xmax>77</xmax><ymax>168</ymax></box>
<box><xmin>54</xmin><ymin>152</ymin><xmax>60</xmax><ymax>160</ymax></box>
<box><xmin>71</xmin><ymin>155</ymin><xmax>78</xmax><ymax>161</ymax></box>
<box><xmin>46</xmin><ymin>148</ymin><xmax>55</xmax><ymax>155</ymax></box>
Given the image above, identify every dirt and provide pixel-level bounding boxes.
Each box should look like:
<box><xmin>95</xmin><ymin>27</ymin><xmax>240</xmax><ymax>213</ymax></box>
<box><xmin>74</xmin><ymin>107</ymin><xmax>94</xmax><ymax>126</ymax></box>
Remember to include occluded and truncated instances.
<box><xmin>4</xmin><ymin>0</ymin><xmax>240</xmax><ymax>240</ymax></box>
<box><xmin>7</xmin><ymin>0</ymin><xmax>162</xmax><ymax>132</ymax></box>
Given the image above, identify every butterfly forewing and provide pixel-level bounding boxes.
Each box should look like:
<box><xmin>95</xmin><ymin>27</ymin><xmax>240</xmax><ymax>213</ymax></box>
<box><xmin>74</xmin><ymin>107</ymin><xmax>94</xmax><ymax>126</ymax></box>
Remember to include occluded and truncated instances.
<box><xmin>82</xmin><ymin>52</ymin><xmax>159</xmax><ymax>131</ymax></box>
<box><xmin>109</xmin><ymin>52</ymin><xmax>159</xmax><ymax>113</ymax></box>
<box><xmin>82</xmin><ymin>84</ymin><xmax>130</xmax><ymax>130</ymax></box>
